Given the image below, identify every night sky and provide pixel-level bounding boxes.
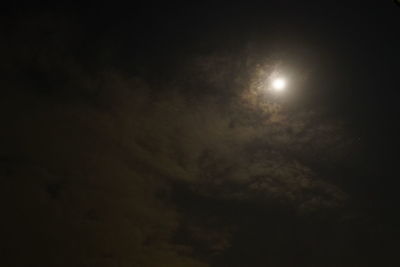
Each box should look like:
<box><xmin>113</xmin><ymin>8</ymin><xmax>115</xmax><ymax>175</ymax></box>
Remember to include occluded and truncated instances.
<box><xmin>1</xmin><ymin>1</ymin><xmax>399</xmax><ymax>266</ymax></box>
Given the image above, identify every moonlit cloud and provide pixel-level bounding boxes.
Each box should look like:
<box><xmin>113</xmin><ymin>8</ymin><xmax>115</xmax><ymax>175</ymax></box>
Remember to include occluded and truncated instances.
<box><xmin>0</xmin><ymin>11</ymin><xmax>387</xmax><ymax>267</ymax></box>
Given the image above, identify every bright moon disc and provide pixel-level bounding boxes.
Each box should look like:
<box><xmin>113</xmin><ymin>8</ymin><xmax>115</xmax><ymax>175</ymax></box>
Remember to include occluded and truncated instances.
<box><xmin>271</xmin><ymin>78</ymin><xmax>287</xmax><ymax>92</ymax></box>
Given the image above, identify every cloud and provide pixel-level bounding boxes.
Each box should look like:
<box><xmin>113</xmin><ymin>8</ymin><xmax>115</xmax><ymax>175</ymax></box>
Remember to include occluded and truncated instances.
<box><xmin>0</xmin><ymin>13</ymin><xmax>365</xmax><ymax>266</ymax></box>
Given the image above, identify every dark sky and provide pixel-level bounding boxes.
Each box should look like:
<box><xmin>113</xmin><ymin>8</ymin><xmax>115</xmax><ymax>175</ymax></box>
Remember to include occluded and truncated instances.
<box><xmin>1</xmin><ymin>1</ymin><xmax>399</xmax><ymax>267</ymax></box>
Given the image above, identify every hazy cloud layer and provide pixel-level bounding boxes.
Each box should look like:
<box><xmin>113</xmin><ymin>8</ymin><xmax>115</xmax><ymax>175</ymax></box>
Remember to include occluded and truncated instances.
<box><xmin>0</xmin><ymin>14</ymin><xmax>374</xmax><ymax>267</ymax></box>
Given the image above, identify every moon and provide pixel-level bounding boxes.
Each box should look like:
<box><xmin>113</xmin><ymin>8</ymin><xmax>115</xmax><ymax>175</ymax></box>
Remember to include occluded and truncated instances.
<box><xmin>271</xmin><ymin>78</ymin><xmax>287</xmax><ymax>92</ymax></box>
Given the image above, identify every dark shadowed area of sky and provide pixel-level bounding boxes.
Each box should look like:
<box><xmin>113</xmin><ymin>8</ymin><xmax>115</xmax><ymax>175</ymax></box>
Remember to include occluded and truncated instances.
<box><xmin>1</xmin><ymin>1</ymin><xmax>399</xmax><ymax>266</ymax></box>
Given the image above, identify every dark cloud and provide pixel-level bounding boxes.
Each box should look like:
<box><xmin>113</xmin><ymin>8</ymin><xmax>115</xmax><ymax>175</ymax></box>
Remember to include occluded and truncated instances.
<box><xmin>1</xmin><ymin>8</ymin><xmax>398</xmax><ymax>267</ymax></box>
